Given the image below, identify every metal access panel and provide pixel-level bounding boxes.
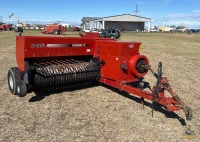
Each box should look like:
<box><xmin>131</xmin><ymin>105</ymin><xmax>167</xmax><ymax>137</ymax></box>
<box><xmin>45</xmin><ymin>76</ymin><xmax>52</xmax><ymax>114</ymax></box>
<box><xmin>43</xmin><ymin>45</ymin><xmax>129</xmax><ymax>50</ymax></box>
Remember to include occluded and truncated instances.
<box><xmin>96</xmin><ymin>40</ymin><xmax>142</xmax><ymax>81</ymax></box>
<box><xmin>16</xmin><ymin>36</ymin><xmax>98</xmax><ymax>71</ymax></box>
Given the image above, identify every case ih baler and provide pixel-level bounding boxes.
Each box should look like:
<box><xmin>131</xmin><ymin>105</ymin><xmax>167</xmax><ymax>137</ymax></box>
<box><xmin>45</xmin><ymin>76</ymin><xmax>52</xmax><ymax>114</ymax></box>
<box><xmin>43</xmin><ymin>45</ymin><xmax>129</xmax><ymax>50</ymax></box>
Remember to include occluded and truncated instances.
<box><xmin>8</xmin><ymin>33</ymin><xmax>192</xmax><ymax>120</ymax></box>
<box><xmin>42</xmin><ymin>24</ymin><xmax>66</xmax><ymax>35</ymax></box>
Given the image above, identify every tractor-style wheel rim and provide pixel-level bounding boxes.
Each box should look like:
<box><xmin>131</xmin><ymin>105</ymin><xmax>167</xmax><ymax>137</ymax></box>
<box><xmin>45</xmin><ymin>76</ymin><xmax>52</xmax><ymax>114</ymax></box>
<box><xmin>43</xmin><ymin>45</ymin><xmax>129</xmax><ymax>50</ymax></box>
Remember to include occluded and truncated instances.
<box><xmin>9</xmin><ymin>75</ymin><xmax>14</xmax><ymax>90</ymax></box>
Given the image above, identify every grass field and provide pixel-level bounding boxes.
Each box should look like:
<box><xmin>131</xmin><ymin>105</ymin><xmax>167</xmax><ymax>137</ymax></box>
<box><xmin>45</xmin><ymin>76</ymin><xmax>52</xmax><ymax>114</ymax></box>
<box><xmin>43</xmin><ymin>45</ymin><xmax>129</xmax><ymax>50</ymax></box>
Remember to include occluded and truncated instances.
<box><xmin>0</xmin><ymin>30</ymin><xmax>200</xmax><ymax>142</ymax></box>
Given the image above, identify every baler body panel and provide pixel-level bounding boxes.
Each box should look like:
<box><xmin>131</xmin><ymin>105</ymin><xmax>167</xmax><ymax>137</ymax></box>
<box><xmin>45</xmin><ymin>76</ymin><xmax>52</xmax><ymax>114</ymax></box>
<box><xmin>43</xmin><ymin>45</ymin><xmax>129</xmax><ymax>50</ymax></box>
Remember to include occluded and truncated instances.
<box><xmin>16</xmin><ymin>36</ymin><xmax>99</xmax><ymax>71</ymax></box>
<box><xmin>25</xmin><ymin>37</ymin><xmax>95</xmax><ymax>57</ymax></box>
<box><xmin>96</xmin><ymin>40</ymin><xmax>142</xmax><ymax>82</ymax></box>
<box><xmin>16</xmin><ymin>36</ymin><xmax>25</xmax><ymax>72</ymax></box>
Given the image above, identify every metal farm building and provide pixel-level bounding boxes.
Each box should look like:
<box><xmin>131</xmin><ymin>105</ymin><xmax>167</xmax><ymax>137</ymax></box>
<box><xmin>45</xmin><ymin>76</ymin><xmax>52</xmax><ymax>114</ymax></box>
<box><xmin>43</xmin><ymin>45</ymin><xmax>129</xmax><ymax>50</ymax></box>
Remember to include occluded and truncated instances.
<box><xmin>82</xmin><ymin>14</ymin><xmax>151</xmax><ymax>32</ymax></box>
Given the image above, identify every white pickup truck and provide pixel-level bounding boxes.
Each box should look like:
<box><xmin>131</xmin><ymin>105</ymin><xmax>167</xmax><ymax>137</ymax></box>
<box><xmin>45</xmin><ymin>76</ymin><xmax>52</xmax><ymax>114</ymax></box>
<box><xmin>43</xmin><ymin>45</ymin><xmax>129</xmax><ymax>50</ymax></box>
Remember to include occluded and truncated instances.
<box><xmin>159</xmin><ymin>26</ymin><xmax>176</xmax><ymax>32</ymax></box>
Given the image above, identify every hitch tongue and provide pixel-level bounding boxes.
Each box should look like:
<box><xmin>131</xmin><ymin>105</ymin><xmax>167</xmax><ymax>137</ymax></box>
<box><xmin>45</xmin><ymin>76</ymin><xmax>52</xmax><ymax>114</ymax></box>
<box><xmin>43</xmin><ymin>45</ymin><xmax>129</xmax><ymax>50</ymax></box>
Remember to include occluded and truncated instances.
<box><xmin>146</xmin><ymin>64</ymin><xmax>192</xmax><ymax>120</ymax></box>
<box><xmin>161</xmin><ymin>78</ymin><xmax>193</xmax><ymax>121</ymax></box>
<box><xmin>173</xmin><ymin>95</ymin><xmax>192</xmax><ymax>121</ymax></box>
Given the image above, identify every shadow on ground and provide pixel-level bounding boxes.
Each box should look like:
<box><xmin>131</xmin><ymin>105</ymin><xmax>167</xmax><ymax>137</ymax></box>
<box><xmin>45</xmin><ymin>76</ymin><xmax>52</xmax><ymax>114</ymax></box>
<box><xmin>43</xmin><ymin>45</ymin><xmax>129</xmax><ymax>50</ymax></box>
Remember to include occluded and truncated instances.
<box><xmin>102</xmin><ymin>84</ymin><xmax>187</xmax><ymax>126</ymax></box>
<box><xmin>28</xmin><ymin>82</ymin><xmax>99</xmax><ymax>102</ymax></box>
<box><xmin>28</xmin><ymin>81</ymin><xmax>187</xmax><ymax>126</ymax></box>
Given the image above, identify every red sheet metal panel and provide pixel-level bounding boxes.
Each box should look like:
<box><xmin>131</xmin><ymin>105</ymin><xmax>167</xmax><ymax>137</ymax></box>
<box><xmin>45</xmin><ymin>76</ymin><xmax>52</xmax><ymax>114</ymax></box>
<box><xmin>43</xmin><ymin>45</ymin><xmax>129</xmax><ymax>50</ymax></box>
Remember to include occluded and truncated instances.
<box><xmin>95</xmin><ymin>40</ymin><xmax>143</xmax><ymax>82</ymax></box>
<box><xmin>16</xmin><ymin>36</ymin><xmax>114</xmax><ymax>71</ymax></box>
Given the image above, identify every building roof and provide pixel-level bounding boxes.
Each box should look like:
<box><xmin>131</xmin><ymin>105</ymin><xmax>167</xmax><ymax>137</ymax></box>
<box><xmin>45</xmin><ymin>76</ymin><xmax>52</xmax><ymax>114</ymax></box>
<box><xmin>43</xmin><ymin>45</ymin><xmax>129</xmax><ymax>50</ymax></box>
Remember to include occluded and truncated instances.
<box><xmin>92</xmin><ymin>14</ymin><xmax>151</xmax><ymax>22</ymax></box>
<box><xmin>81</xmin><ymin>17</ymin><xmax>101</xmax><ymax>22</ymax></box>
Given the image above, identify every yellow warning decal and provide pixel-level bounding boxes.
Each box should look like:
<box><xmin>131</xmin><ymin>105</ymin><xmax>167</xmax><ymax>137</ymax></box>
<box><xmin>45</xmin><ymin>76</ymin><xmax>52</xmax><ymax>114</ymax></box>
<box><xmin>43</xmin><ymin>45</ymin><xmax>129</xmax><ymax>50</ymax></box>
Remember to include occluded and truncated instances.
<box><xmin>139</xmin><ymin>44</ymin><xmax>142</xmax><ymax>53</ymax></box>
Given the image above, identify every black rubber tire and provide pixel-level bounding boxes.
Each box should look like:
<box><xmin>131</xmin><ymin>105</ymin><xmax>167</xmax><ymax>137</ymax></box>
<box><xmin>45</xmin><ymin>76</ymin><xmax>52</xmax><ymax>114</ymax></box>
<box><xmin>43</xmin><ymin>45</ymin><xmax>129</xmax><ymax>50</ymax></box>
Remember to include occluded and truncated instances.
<box><xmin>53</xmin><ymin>30</ymin><xmax>59</xmax><ymax>35</ymax></box>
<box><xmin>7</xmin><ymin>67</ymin><xmax>21</xmax><ymax>95</ymax></box>
<box><xmin>57</xmin><ymin>30</ymin><xmax>60</xmax><ymax>35</ymax></box>
<box><xmin>24</xmin><ymin>61</ymin><xmax>33</xmax><ymax>93</ymax></box>
<box><xmin>16</xmin><ymin>80</ymin><xmax>27</xmax><ymax>97</ymax></box>
<box><xmin>110</xmin><ymin>36</ymin><xmax>115</xmax><ymax>39</ymax></box>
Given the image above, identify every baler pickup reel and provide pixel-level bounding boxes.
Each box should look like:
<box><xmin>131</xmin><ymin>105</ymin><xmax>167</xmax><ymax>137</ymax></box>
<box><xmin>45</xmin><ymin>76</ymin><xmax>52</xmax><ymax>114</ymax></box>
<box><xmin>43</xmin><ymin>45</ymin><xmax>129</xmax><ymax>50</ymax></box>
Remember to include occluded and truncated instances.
<box><xmin>145</xmin><ymin>62</ymin><xmax>192</xmax><ymax>120</ymax></box>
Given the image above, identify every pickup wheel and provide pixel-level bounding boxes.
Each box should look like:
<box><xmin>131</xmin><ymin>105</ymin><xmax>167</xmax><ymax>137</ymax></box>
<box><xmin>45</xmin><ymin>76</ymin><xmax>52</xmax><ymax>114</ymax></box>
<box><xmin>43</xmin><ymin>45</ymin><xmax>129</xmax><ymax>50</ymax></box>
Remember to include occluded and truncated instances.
<box><xmin>8</xmin><ymin>67</ymin><xmax>21</xmax><ymax>95</ymax></box>
<box><xmin>110</xmin><ymin>36</ymin><xmax>115</xmax><ymax>39</ymax></box>
<box><xmin>53</xmin><ymin>30</ymin><xmax>60</xmax><ymax>35</ymax></box>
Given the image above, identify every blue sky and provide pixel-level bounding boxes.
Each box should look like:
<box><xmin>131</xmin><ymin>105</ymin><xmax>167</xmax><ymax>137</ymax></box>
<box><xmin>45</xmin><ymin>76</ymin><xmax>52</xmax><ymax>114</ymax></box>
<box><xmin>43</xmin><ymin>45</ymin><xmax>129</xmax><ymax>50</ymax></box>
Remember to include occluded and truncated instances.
<box><xmin>0</xmin><ymin>0</ymin><xmax>200</xmax><ymax>28</ymax></box>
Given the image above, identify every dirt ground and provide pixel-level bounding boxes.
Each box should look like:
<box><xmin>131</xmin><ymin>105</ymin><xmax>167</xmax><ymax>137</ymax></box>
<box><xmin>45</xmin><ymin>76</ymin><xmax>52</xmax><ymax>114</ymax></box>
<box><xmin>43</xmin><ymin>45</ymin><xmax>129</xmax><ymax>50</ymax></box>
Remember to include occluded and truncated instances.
<box><xmin>0</xmin><ymin>31</ymin><xmax>200</xmax><ymax>142</ymax></box>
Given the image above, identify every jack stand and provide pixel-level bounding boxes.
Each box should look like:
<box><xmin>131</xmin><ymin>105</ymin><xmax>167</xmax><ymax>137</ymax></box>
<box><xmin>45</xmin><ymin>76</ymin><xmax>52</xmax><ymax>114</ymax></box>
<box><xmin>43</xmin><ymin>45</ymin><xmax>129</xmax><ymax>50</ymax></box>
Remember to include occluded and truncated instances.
<box><xmin>185</xmin><ymin>125</ymin><xmax>192</xmax><ymax>135</ymax></box>
<box><xmin>141</xmin><ymin>97</ymin><xmax>144</xmax><ymax>109</ymax></box>
<box><xmin>181</xmin><ymin>124</ymin><xmax>196</xmax><ymax>140</ymax></box>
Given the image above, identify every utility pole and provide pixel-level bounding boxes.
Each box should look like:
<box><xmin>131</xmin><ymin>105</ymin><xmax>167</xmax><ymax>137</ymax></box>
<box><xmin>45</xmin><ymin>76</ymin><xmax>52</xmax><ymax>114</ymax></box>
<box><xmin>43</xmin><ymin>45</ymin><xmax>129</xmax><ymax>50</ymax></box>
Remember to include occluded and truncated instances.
<box><xmin>134</xmin><ymin>4</ymin><xmax>139</xmax><ymax>16</ymax></box>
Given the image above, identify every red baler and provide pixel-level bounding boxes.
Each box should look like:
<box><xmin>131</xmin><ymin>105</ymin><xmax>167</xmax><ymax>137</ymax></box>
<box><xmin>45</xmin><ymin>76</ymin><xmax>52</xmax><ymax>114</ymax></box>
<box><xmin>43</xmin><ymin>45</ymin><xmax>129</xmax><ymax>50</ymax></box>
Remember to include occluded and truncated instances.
<box><xmin>42</xmin><ymin>24</ymin><xmax>66</xmax><ymax>35</ymax></box>
<box><xmin>7</xmin><ymin>33</ymin><xmax>192</xmax><ymax>120</ymax></box>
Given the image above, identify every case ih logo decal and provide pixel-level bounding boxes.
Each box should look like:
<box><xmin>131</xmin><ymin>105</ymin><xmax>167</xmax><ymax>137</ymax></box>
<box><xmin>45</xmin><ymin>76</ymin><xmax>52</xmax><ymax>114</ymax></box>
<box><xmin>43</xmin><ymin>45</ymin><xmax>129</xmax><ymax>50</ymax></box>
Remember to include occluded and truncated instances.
<box><xmin>30</xmin><ymin>43</ymin><xmax>46</xmax><ymax>48</ymax></box>
<box><xmin>47</xmin><ymin>44</ymin><xmax>89</xmax><ymax>48</ymax></box>
<box><xmin>30</xmin><ymin>43</ymin><xmax>89</xmax><ymax>48</ymax></box>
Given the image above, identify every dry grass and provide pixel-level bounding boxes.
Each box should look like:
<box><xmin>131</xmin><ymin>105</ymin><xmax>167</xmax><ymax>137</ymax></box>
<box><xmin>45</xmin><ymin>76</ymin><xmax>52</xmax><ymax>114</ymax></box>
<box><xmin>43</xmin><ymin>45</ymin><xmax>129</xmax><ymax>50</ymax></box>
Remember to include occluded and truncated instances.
<box><xmin>0</xmin><ymin>30</ymin><xmax>200</xmax><ymax>142</ymax></box>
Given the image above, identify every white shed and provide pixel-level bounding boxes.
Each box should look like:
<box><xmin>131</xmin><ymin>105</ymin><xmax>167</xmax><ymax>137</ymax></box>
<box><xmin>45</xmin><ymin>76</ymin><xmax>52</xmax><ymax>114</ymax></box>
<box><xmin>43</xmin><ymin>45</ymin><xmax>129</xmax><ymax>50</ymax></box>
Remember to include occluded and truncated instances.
<box><xmin>89</xmin><ymin>14</ymin><xmax>151</xmax><ymax>32</ymax></box>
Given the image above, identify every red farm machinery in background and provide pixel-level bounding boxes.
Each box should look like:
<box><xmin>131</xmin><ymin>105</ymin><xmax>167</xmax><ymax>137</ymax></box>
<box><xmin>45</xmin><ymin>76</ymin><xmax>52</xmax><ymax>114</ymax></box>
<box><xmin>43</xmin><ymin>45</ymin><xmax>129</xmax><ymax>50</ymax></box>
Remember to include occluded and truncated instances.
<box><xmin>7</xmin><ymin>32</ymin><xmax>192</xmax><ymax>121</ymax></box>
<box><xmin>42</xmin><ymin>23</ymin><xmax>67</xmax><ymax>35</ymax></box>
<box><xmin>0</xmin><ymin>23</ymin><xmax>13</xmax><ymax>31</ymax></box>
<box><xmin>73</xmin><ymin>26</ymin><xmax>81</xmax><ymax>31</ymax></box>
<box><xmin>0</xmin><ymin>23</ymin><xmax>3</xmax><ymax>30</ymax></box>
